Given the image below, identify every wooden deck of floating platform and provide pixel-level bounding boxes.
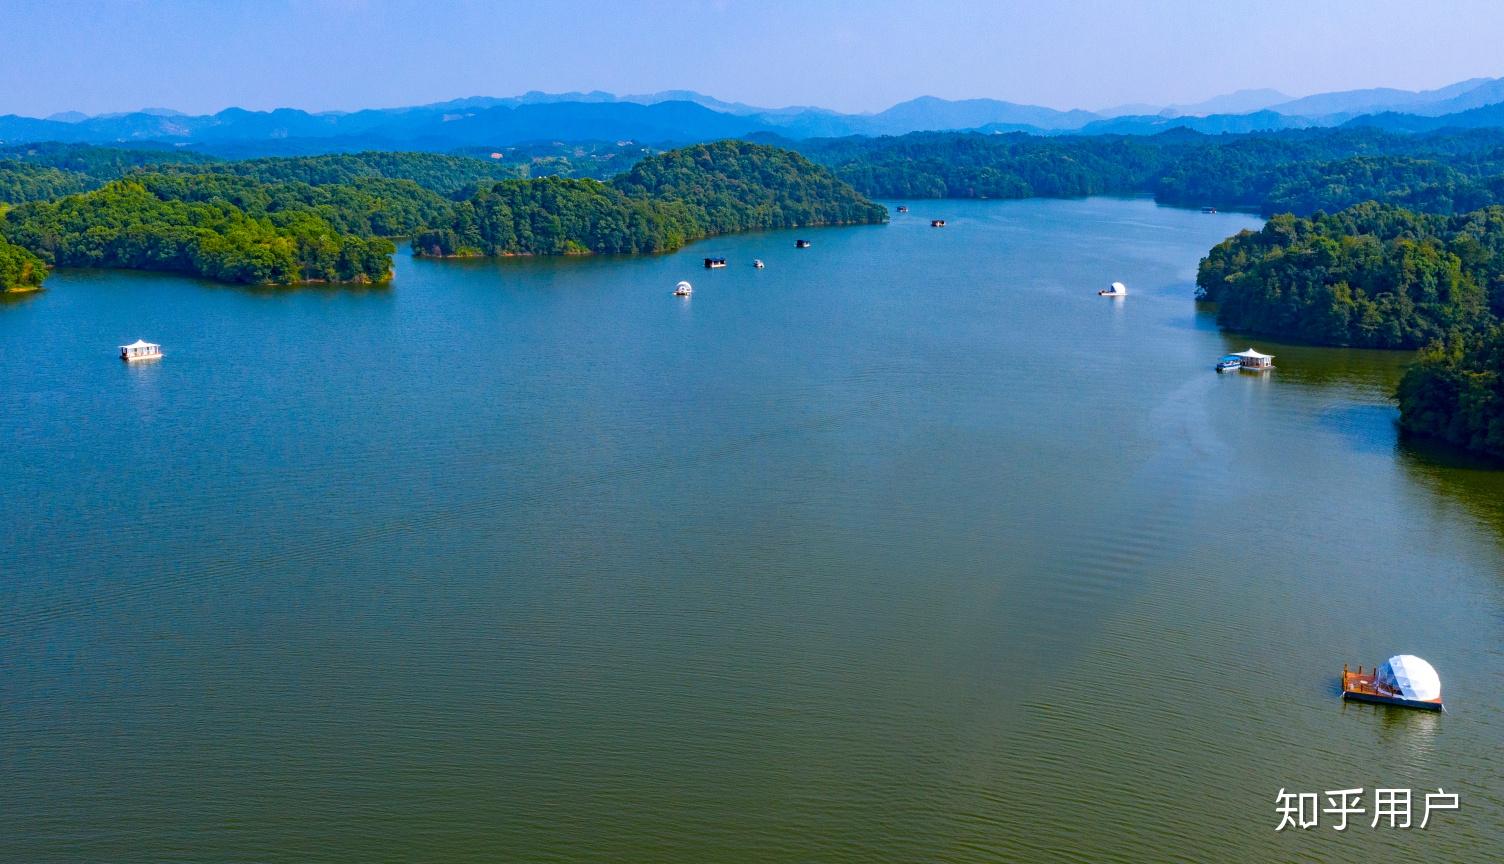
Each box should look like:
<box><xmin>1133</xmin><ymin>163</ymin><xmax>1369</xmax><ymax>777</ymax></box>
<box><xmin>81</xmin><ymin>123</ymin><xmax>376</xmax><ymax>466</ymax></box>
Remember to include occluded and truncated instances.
<box><xmin>1341</xmin><ymin>664</ymin><xmax>1444</xmax><ymax>711</ymax></box>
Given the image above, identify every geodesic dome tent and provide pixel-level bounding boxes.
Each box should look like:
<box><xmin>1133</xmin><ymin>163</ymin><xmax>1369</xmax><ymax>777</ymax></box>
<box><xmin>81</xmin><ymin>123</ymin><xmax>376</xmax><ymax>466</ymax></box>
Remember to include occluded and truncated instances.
<box><xmin>1376</xmin><ymin>655</ymin><xmax>1441</xmax><ymax>701</ymax></box>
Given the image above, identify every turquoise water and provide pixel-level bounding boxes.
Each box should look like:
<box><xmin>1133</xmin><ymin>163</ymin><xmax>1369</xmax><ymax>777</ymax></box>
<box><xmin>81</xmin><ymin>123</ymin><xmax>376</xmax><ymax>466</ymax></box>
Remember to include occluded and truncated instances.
<box><xmin>3</xmin><ymin>198</ymin><xmax>1501</xmax><ymax>862</ymax></box>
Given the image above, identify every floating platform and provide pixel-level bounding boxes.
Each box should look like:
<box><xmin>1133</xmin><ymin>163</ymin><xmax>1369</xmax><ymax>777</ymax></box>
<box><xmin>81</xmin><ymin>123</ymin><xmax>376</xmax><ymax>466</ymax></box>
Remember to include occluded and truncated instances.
<box><xmin>1342</xmin><ymin>664</ymin><xmax>1444</xmax><ymax>711</ymax></box>
<box><xmin>120</xmin><ymin>339</ymin><xmax>163</xmax><ymax>362</ymax></box>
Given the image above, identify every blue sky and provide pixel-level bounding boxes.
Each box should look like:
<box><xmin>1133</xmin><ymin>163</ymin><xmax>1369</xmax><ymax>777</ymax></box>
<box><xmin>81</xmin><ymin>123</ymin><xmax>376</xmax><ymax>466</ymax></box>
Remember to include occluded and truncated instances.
<box><xmin>5</xmin><ymin>0</ymin><xmax>1504</xmax><ymax>117</ymax></box>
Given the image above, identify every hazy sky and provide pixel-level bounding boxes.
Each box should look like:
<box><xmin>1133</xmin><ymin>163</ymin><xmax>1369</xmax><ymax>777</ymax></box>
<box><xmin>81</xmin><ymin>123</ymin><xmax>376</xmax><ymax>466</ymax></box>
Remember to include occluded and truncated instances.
<box><xmin>5</xmin><ymin>0</ymin><xmax>1504</xmax><ymax>117</ymax></box>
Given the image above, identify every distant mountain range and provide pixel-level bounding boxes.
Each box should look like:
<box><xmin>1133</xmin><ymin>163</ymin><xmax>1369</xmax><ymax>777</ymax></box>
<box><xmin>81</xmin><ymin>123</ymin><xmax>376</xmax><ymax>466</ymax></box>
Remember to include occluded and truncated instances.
<box><xmin>7</xmin><ymin>76</ymin><xmax>1504</xmax><ymax>155</ymax></box>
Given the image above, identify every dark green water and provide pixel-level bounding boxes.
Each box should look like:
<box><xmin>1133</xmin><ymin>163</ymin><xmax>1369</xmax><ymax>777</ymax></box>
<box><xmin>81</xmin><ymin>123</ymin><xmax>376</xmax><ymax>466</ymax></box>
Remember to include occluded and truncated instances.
<box><xmin>3</xmin><ymin>198</ymin><xmax>1501</xmax><ymax>863</ymax></box>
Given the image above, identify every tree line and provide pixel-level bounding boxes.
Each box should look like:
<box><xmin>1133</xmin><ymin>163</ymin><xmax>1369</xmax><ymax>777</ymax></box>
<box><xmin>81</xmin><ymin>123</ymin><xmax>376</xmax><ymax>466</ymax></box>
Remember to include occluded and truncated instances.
<box><xmin>793</xmin><ymin>127</ymin><xmax>1504</xmax><ymax>216</ymax></box>
<box><xmin>0</xmin><ymin>238</ymin><xmax>46</xmax><ymax>292</ymax></box>
<box><xmin>0</xmin><ymin>141</ymin><xmax>883</xmax><ymax>289</ymax></box>
<box><xmin>1396</xmin><ymin>326</ymin><xmax>1504</xmax><ymax>459</ymax></box>
<box><xmin>1194</xmin><ymin>203</ymin><xmax>1502</xmax><ymax>349</ymax></box>
<box><xmin>3</xmin><ymin>180</ymin><xmax>395</xmax><ymax>285</ymax></box>
<box><xmin>414</xmin><ymin>141</ymin><xmax>887</xmax><ymax>257</ymax></box>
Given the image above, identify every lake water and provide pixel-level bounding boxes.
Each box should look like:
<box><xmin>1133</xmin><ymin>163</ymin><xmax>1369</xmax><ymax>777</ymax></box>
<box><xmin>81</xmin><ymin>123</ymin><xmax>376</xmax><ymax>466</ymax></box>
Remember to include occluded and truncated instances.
<box><xmin>3</xmin><ymin>198</ymin><xmax>1501</xmax><ymax>863</ymax></box>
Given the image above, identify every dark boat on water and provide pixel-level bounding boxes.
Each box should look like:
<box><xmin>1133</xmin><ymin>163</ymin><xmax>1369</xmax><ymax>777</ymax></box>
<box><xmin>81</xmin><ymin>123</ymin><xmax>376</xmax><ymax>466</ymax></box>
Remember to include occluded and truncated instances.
<box><xmin>795</xmin><ymin>239</ymin><xmax>811</xmax><ymax>248</ymax></box>
<box><xmin>931</xmin><ymin>219</ymin><xmax>946</xmax><ymax>228</ymax></box>
<box><xmin>703</xmin><ymin>257</ymin><xmax>727</xmax><ymax>269</ymax></box>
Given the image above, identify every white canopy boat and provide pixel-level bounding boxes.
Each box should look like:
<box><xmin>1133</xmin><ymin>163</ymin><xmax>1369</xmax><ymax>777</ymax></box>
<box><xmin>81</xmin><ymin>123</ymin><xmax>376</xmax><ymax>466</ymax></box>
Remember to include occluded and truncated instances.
<box><xmin>1230</xmin><ymin>347</ymin><xmax>1274</xmax><ymax>370</ymax></box>
<box><xmin>119</xmin><ymin>339</ymin><xmax>163</xmax><ymax>361</ymax></box>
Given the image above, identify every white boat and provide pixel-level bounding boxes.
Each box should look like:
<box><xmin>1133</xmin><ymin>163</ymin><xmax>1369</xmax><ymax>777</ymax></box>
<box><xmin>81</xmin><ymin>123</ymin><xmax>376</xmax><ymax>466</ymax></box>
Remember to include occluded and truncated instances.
<box><xmin>1098</xmin><ymin>281</ymin><xmax>1128</xmax><ymax>297</ymax></box>
<box><xmin>753</xmin><ymin>259</ymin><xmax>765</xmax><ymax>269</ymax></box>
<box><xmin>674</xmin><ymin>281</ymin><xmax>693</xmax><ymax>297</ymax></box>
<box><xmin>119</xmin><ymin>339</ymin><xmax>163</xmax><ymax>361</ymax></box>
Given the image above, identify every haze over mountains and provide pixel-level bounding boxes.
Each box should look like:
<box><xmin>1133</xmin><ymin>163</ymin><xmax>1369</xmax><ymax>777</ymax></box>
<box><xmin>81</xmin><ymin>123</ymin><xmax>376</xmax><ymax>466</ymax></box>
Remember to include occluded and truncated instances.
<box><xmin>6</xmin><ymin>76</ymin><xmax>1504</xmax><ymax>156</ymax></box>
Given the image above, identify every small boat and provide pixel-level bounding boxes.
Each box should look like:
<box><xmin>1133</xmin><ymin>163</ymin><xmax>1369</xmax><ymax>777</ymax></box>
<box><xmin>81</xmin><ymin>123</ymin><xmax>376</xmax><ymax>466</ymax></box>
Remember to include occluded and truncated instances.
<box><xmin>703</xmin><ymin>257</ymin><xmax>727</xmax><ymax>269</ymax></box>
<box><xmin>795</xmin><ymin>240</ymin><xmax>811</xmax><ymax>249</ymax></box>
<box><xmin>752</xmin><ymin>259</ymin><xmax>765</xmax><ymax>269</ymax></box>
<box><xmin>1342</xmin><ymin>655</ymin><xmax>1444</xmax><ymax>711</ymax></box>
<box><xmin>930</xmin><ymin>219</ymin><xmax>946</xmax><ymax>228</ymax></box>
<box><xmin>1098</xmin><ymin>281</ymin><xmax>1127</xmax><ymax>297</ymax></box>
<box><xmin>896</xmin><ymin>205</ymin><xmax>909</xmax><ymax>213</ymax></box>
<box><xmin>1201</xmin><ymin>206</ymin><xmax>1218</xmax><ymax>214</ymax></box>
<box><xmin>120</xmin><ymin>339</ymin><xmax>163</xmax><ymax>362</ymax></box>
<box><xmin>1215</xmin><ymin>355</ymin><xmax>1242</xmax><ymax>372</ymax></box>
<box><xmin>673</xmin><ymin>281</ymin><xmax>693</xmax><ymax>297</ymax></box>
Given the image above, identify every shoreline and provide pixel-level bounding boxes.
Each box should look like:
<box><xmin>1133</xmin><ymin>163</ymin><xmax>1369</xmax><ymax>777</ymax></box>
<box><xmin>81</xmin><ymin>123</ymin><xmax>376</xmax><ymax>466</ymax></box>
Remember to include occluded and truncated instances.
<box><xmin>410</xmin><ymin>216</ymin><xmax>890</xmax><ymax>262</ymax></box>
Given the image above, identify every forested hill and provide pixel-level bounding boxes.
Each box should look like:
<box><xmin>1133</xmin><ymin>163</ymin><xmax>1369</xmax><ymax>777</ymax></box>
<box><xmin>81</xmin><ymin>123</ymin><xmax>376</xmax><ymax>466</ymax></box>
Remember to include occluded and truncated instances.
<box><xmin>0</xmin><ymin>141</ymin><xmax>883</xmax><ymax>288</ymax></box>
<box><xmin>792</xmin><ymin>127</ymin><xmax>1504</xmax><ymax>217</ymax></box>
<box><xmin>413</xmin><ymin>141</ymin><xmax>886</xmax><ymax>257</ymax></box>
<box><xmin>3</xmin><ymin>180</ymin><xmax>397</xmax><ymax>285</ymax></box>
<box><xmin>0</xmin><ymin>239</ymin><xmax>46</xmax><ymax>293</ymax></box>
<box><xmin>0</xmin><ymin>142</ymin><xmax>651</xmax><ymax>207</ymax></box>
<box><xmin>1195</xmin><ymin>203</ymin><xmax>1497</xmax><ymax>348</ymax></box>
<box><xmin>612</xmin><ymin>142</ymin><xmax>887</xmax><ymax>232</ymax></box>
<box><xmin>1397</xmin><ymin>327</ymin><xmax>1504</xmax><ymax>460</ymax></box>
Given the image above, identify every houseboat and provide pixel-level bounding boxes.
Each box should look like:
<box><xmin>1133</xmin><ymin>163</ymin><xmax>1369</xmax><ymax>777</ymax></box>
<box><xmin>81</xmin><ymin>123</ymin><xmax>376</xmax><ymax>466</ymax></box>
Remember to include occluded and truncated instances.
<box><xmin>1230</xmin><ymin>347</ymin><xmax>1274</xmax><ymax>370</ymax></box>
<box><xmin>752</xmin><ymin>259</ymin><xmax>765</xmax><ymax>269</ymax></box>
<box><xmin>896</xmin><ymin>205</ymin><xmax>909</xmax><ymax>213</ymax></box>
<box><xmin>1098</xmin><ymin>281</ymin><xmax>1127</xmax><ymax>297</ymax></box>
<box><xmin>119</xmin><ymin>339</ymin><xmax>163</xmax><ymax>362</ymax></box>
<box><xmin>930</xmin><ymin>219</ymin><xmax>947</xmax><ymax>228</ymax></box>
<box><xmin>674</xmin><ymin>280</ymin><xmax>693</xmax><ymax>297</ymax></box>
<box><xmin>1215</xmin><ymin>355</ymin><xmax>1242</xmax><ymax>372</ymax></box>
<box><xmin>703</xmin><ymin>257</ymin><xmax>727</xmax><ymax>269</ymax></box>
<box><xmin>1342</xmin><ymin>655</ymin><xmax>1444</xmax><ymax>711</ymax></box>
<box><xmin>795</xmin><ymin>239</ymin><xmax>811</xmax><ymax>248</ymax></box>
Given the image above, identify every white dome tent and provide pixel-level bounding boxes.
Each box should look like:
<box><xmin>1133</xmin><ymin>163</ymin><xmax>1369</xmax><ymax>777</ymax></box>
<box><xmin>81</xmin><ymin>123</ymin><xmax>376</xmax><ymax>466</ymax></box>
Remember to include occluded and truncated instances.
<box><xmin>1376</xmin><ymin>655</ymin><xmax>1442</xmax><ymax>702</ymax></box>
<box><xmin>1343</xmin><ymin>653</ymin><xmax>1444</xmax><ymax>710</ymax></box>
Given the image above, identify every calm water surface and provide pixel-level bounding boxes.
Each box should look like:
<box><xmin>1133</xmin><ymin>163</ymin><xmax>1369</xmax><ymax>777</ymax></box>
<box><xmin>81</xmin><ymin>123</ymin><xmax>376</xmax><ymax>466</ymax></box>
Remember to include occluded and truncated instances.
<box><xmin>3</xmin><ymin>198</ymin><xmax>1501</xmax><ymax>863</ymax></box>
